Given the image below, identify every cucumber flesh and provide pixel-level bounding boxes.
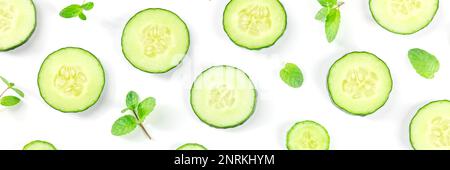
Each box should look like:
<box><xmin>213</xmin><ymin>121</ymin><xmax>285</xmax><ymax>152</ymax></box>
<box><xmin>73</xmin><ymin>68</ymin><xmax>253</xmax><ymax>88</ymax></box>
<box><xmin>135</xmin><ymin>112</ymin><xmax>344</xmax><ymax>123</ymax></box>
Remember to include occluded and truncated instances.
<box><xmin>23</xmin><ymin>140</ymin><xmax>57</xmax><ymax>150</ymax></box>
<box><xmin>38</xmin><ymin>47</ymin><xmax>105</xmax><ymax>113</ymax></box>
<box><xmin>410</xmin><ymin>100</ymin><xmax>450</xmax><ymax>150</ymax></box>
<box><xmin>370</xmin><ymin>0</ymin><xmax>439</xmax><ymax>35</ymax></box>
<box><xmin>223</xmin><ymin>0</ymin><xmax>287</xmax><ymax>50</ymax></box>
<box><xmin>327</xmin><ymin>52</ymin><xmax>393</xmax><ymax>116</ymax></box>
<box><xmin>286</xmin><ymin>121</ymin><xmax>330</xmax><ymax>150</ymax></box>
<box><xmin>122</xmin><ymin>8</ymin><xmax>190</xmax><ymax>73</ymax></box>
<box><xmin>0</xmin><ymin>0</ymin><xmax>36</xmax><ymax>51</ymax></box>
<box><xmin>190</xmin><ymin>66</ymin><xmax>257</xmax><ymax>128</ymax></box>
<box><xmin>177</xmin><ymin>143</ymin><xmax>207</xmax><ymax>150</ymax></box>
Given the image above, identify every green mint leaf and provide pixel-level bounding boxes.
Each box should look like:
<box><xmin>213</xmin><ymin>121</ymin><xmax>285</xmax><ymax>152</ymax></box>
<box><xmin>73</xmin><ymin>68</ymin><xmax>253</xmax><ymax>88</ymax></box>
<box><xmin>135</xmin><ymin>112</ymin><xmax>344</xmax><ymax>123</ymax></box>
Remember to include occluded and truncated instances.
<box><xmin>79</xmin><ymin>12</ymin><xmax>87</xmax><ymax>20</ymax></box>
<box><xmin>111</xmin><ymin>115</ymin><xmax>138</xmax><ymax>136</ymax></box>
<box><xmin>0</xmin><ymin>96</ymin><xmax>21</xmax><ymax>107</ymax></box>
<box><xmin>137</xmin><ymin>97</ymin><xmax>156</xmax><ymax>121</ymax></box>
<box><xmin>280</xmin><ymin>63</ymin><xmax>304</xmax><ymax>88</ymax></box>
<box><xmin>81</xmin><ymin>2</ymin><xmax>94</xmax><ymax>10</ymax></box>
<box><xmin>318</xmin><ymin>0</ymin><xmax>337</xmax><ymax>7</ymax></box>
<box><xmin>315</xmin><ymin>7</ymin><xmax>330</xmax><ymax>21</ymax></box>
<box><xmin>11</xmin><ymin>88</ymin><xmax>24</xmax><ymax>98</ymax></box>
<box><xmin>408</xmin><ymin>48</ymin><xmax>440</xmax><ymax>79</ymax></box>
<box><xmin>59</xmin><ymin>5</ymin><xmax>83</xmax><ymax>18</ymax></box>
<box><xmin>126</xmin><ymin>91</ymin><xmax>139</xmax><ymax>110</ymax></box>
<box><xmin>325</xmin><ymin>9</ymin><xmax>340</xmax><ymax>43</ymax></box>
<box><xmin>0</xmin><ymin>76</ymin><xmax>9</xmax><ymax>86</ymax></box>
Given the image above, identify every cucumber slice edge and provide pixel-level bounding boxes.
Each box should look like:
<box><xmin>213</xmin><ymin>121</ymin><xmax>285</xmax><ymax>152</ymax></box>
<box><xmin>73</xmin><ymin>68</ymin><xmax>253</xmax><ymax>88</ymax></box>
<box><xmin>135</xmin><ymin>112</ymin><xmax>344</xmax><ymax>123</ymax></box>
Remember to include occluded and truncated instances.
<box><xmin>369</xmin><ymin>0</ymin><xmax>439</xmax><ymax>35</ymax></box>
<box><xmin>23</xmin><ymin>140</ymin><xmax>57</xmax><ymax>150</ymax></box>
<box><xmin>222</xmin><ymin>0</ymin><xmax>288</xmax><ymax>50</ymax></box>
<box><xmin>327</xmin><ymin>51</ymin><xmax>393</xmax><ymax>116</ymax></box>
<box><xmin>176</xmin><ymin>143</ymin><xmax>207</xmax><ymax>150</ymax></box>
<box><xmin>37</xmin><ymin>47</ymin><xmax>106</xmax><ymax>113</ymax></box>
<box><xmin>0</xmin><ymin>0</ymin><xmax>37</xmax><ymax>52</ymax></box>
<box><xmin>409</xmin><ymin>100</ymin><xmax>450</xmax><ymax>150</ymax></box>
<box><xmin>121</xmin><ymin>8</ymin><xmax>190</xmax><ymax>74</ymax></box>
<box><xmin>190</xmin><ymin>65</ymin><xmax>257</xmax><ymax>129</ymax></box>
<box><xmin>286</xmin><ymin>120</ymin><xmax>330</xmax><ymax>150</ymax></box>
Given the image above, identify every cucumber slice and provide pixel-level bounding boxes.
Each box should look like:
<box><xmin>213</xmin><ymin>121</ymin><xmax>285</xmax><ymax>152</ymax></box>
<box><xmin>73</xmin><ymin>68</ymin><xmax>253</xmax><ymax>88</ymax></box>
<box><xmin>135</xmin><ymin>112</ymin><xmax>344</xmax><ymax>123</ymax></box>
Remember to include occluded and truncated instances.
<box><xmin>0</xmin><ymin>0</ymin><xmax>36</xmax><ymax>51</ymax></box>
<box><xmin>38</xmin><ymin>47</ymin><xmax>105</xmax><ymax>113</ymax></box>
<box><xmin>23</xmin><ymin>140</ymin><xmax>57</xmax><ymax>150</ymax></box>
<box><xmin>369</xmin><ymin>0</ymin><xmax>439</xmax><ymax>35</ymax></box>
<box><xmin>190</xmin><ymin>66</ymin><xmax>257</xmax><ymax>128</ymax></box>
<box><xmin>177</xmin><ymin>143</ymin><xmax>207</xmax><ymax>150</ymax></box>
<box><xmin>327</xmin><ymin>52</ymin><xmax>393</xmax><ymax>116</ymax></box>
<box><xmin>223</xmin><ymin>0</ymin><xmax>287</xmax><ymax>50</ymax></box>
<box><xmin>286</xmin><ymin>121</ymin><xmax>330</xmax><ymax>150</ymax></box>
<box><xmin>122</xmin><ymin>8</ymin><xmax>190</xmax><ymax>73</ymax></box>
<box><xmin>410</xmin><ymin>100</ymin><xmax>450</xmax><ymax>150</ymax></box>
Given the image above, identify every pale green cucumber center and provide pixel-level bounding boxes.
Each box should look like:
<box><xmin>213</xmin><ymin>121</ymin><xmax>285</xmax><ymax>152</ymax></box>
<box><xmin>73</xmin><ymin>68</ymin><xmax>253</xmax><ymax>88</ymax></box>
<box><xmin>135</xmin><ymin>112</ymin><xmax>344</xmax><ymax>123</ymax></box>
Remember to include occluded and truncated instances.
<box><xmin>0</xmin><ymin>1</ymin><xmax>17</xmax><ymax>34</ymax></box>
<box><xmin>342</xmin><ymin>67</ymin><xmax>379</xmax><ymax>100</ymax></box>
<box><xmin>141</xmin><ymin>24</ymin><xmax>173</xmax><ymax>58</ymax></box>
<box><xmin>390</xmin><ymin>0</ymin><xmax>425</xmax><ymax>18</ymax></box>
<box><xmin>428</xmin><ymin>116</ymin><xmax>450</xmax><ymax>148</ymax></box>
<box><xmin>238</xmin><ymin>5</ymin><xmax>272</xmax><ymax>36</ymax></box>
<box><xmin>53</xmin><ymin>65</ymin><xmax>88</xmax><ymax>97</ymax></box>
<box><xmin>209</xmin><ymin>84</ymin><xmax>237</xmax><ymax>110</ymax></box>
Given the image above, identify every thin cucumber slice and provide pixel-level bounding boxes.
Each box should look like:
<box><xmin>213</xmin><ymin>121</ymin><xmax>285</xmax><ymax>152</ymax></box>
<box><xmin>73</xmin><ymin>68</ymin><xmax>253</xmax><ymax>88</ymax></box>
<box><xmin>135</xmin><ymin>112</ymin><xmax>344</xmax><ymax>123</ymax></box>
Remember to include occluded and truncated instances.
<box><xmin>0</xmin><ymin>0</ymin><xmax>36</xmax><ymax>51</ymax></box>
<box><xmin>327</xmin><ymin>52</ymin><xmax>393</xmax><ymax>116</ymax></box>
<box><xmin>223</xmin><ymin>0</ymin><xmax>287</xmax><ymax>50</ymax></box>
<box><xmin>122</xmin><ymin>8</ymin><xmax>190</xmax><ymax>73</ymax></box>
<box><xmin>286</xmin><ymin>121</ymin><xmax>330</xmax><ymax>150</ymax></box>
<box><xmin>410</xmin><ymin>100</ymin><xmax>450</xmax><ymax>150</ymax></box>
<box><xmin>38</xmin><ymin>47</ymin><xmax>105</xmax><ymax>113</ymax></box>
<box><xmin>369</xmin><ymin>0</ymin><xmax>439</xmax><ymax>35</ymax></box>
<box><xmin>23</xmin><ymin>140</ymin><xmax>57</xmax><ymax>150</ymax></box>
<box><xmin>177</xmin><ymin>143</ymin><xmax>207</xmax><ymax>150</ymax></box>
<box><xmin>190</xmin><ymin>66</ymin><xmax>257</xmax><ymax>128</ymax></box>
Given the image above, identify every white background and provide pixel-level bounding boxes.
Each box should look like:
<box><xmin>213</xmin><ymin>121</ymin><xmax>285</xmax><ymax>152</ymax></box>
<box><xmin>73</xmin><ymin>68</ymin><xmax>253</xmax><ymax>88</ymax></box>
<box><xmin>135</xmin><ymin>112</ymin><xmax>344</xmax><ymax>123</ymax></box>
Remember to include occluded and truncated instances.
<box><xmin>1</xmin><ymin>0</ymin><xmax>450</xmax><ymax>150</ymax></box>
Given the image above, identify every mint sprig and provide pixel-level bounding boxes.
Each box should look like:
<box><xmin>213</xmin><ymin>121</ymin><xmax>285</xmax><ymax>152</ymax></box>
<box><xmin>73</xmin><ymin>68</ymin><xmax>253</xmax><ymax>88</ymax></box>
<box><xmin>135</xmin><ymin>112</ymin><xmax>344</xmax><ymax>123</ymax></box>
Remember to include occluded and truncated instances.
<box><xmin>59</xmin><ymin>1</ymin><xmax>94</xmax><ymax>21</ymax></box>
<box><xmin>0</xmin><ymin>76</ymin><xmax>24</xmax><ymax>107</ymax></box>
<box><xmin>315</xmin><ymin>0</ymin><xmax>344</xmax><ymax>43</ymax></box>
<box><xmin>112</xmin><ymin>91</ymin><xmax>156</xmax><ymax>140</ymax></box>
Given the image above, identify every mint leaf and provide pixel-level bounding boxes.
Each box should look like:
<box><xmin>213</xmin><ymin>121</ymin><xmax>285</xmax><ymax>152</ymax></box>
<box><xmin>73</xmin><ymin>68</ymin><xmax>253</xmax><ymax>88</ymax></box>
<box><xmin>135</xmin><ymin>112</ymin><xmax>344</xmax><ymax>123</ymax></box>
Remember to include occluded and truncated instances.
<box><xmin>11</xmin><ymin>88</ymin><xmax>24</xmax><ymax>98</ymax></box>
<box><xmin>0</xmin><ymin>76</ymin><xmax>9</xmax><ymax>86</ymax></box>
<box><xmin>318</xmin><ymin>0</ymin><xmax>337</xmax><ymax>7</ymax></box>
<box><xmin>137</xmin><ymin>97</ymin><xmax>156</xmax><ymax>121</ymax></box>
<box><xmin>126</xmin><ymin>91</ymin><xmax>139</xmax><ymax>110</ymax></box>
<box><xmin>81</xmin><ymin>2</ymin><xmax>94</xmax><ymax>10</ymax></box>
<box><xmin>280</xmin><ymin>63</ymin><xmax>304</xmax><ymax>88</ymax></box>
<box><xmin>0</xmin><ymin>96</ymin><xmax>21</xmax><ymax>107</ymax></box>
<box><xmin>315</xmin><ymin>7</ymin><xmax>330</xmax><ymax>21</ymax></box>
<box><xmin>408</xmin><ymin>48</ymin><xmax>440</xmax><ymax>79</ymax></box>
<box><xmin>111</xmin><ymin>115</ymin><xmax>138</xmax><ymax>136</ymax></box>
<box><xmin>79</xmin><ymin>12</ymin><xmax>87</xmax><ymax>20</ymax></box>
<box><xmin>325</xmin><ymin>9</ymin><xmax>340</xmax><ymax>43</ymax></box>
<box><xmin>59</xmin><ymin>5</ymin><xmax>82</xmax><ymax>18</ymax></box>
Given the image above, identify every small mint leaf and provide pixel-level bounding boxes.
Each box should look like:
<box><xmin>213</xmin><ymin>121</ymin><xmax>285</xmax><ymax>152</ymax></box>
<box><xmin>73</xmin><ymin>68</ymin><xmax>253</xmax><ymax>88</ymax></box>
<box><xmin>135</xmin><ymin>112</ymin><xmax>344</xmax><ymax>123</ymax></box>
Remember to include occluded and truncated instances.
<box><xmin>79</xmin><ymin>12</ymin><xmax>87</xmax><ymax>20</ymax></box>
<box><xmin>111</xmin><ymin>115</ymin><xmax>138</xmax><ymax>136</ymax></box>
<box><xmin>126</xmin><ymin>91</ymin><xmax>139</xmax><ymax>110</ymax></box>
<box><xmin>318</xmin><ymin>0</ymin><xmax>337</xmax><ymax>7</ymax></box>
<box><xmin>11</xmin><ymin>88</ymin><xmax>24</xmax><ymax>98</ymax></box>
<box><xmin>280</xmin><ymin>63</ymin><xmax>304</xmax><ymax>88</ymax></box>
<box><xmin>0</xmin><ymin>76</ymin><xmax>9</xmax><ymax>86</ymax></box>
<box><xmin>408</xmin><ymin>48</ymin><xmax>440</xmax><ymax>79</ymax></box>
<box><xmin>325</xmin><ymin>9</ymin><xmax>340</xmax><ymax>43</ymax></box>
<box><xmin>137</xmin><ymin>97</ymin><xmax>156</xmax><ymax>121</ymax></box>
<box><xmin>59</xmin><ymin>5</ymin><xmax>82</xmax><ymax>18</ymax></box>
<box><xmin>0</xmin><ymin>96</ymin><xmax>21</xmax><ymax>107</ymax></box>
<box><xmin>81</xmin><ymin>2</ymin><xmax>94</xmax><ymax>10</ymax></box>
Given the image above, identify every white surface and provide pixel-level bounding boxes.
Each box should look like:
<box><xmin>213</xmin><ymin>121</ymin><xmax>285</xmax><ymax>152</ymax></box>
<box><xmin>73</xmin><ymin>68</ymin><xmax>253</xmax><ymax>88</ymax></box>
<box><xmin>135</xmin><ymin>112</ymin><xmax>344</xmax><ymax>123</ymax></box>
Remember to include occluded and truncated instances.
<box><xmin>0</xmin><ymin>0</ymin><xmax>449</xmax><ymax>150</ymax></box>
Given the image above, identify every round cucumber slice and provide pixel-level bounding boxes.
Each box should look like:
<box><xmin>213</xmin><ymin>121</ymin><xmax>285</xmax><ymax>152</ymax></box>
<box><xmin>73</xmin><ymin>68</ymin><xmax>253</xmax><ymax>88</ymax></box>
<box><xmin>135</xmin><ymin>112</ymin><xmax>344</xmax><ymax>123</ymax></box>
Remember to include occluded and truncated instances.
<box><xmin>0</xmin><ymin>0</ymin><xmax>36</xmax><ymax>51</ymax></box>
<box><xmin>369</xmin><ymin>0</ymin><xmax>439</xmax><ymax>35</ymax></box>
<box><xmin>286</xmin><ymin>121</ymin><xmax>330</xmax><ymax>150</ymax></box>
<box><xmin>122</xmin><ymin>8</ymin><xmax>190</xmax><ymax>73</ymax></box>
<box><xmin>190</xmin><ymin>66</ymin><xmax>257</xmax><ymax>128</ymax></box>
<box><xmin>223</xmin><ymin>0</ymin><xmax>287</xmax><ymax>50</ymax></box>
<box><xmin>38</xmin><ymin>47</ymin><xmax>105</xmax><ymax>113</ymax></box>
<box><xmin>327</xmin><ymin>52</ymin><xmax>393</xmax><ymax>116</ymax></box>
<box><xmin>410</xmin><ymin>100</ymin><xmax>450</xmax><ymax>150</ymax></box>
<box><xmin>177</xmin><ymin>143</ymin><xmax>207</xmax><ymax>150</ymax></box>
<box><xmin>23</xmin><ymin>140</ymin><xmax>57</xmax><ymax>150</ymax></box>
